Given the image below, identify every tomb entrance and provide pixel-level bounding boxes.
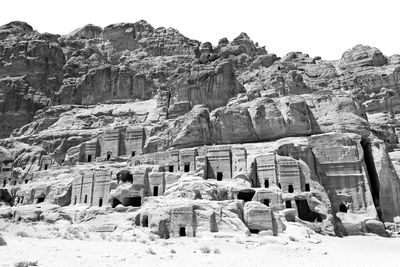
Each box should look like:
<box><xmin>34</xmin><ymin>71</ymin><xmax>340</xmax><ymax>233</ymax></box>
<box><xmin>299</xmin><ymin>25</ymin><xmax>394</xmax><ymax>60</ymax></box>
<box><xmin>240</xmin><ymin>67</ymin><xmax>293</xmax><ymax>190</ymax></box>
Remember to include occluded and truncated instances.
<box><xmin>339</xmin><ymin>202</ymin><xmax>348</xmax><ymax>213</ymax></box>
<box><xmin>237</xmin><ymin>189</ymin><xmax>255</xmax><ymax>202</ymax></box>
<box><xmin>295</xmin><ymin>199</ymin><xmax>323</xmax><ymax>222</ymax></box>
<box><xmin>184</xmin><ymin>163</ymin><xmax>190</xmax><ymax>172</ymax></box>
<box><xmin>142</xmin><ymin>215</ymin><xmax>149</xmax><ymax>227</ymax></box>
<box><xmin>122</xmin><ymin>196</ymin><xmax>142</xmax><ymax>207</ymax></box>
<box><xmin>179</xmin><ymin>227</ymin><xmax>186</xmax><ymax>237</ymax></box>
<box><xmin>153</xmin><ymin>186</ymin><xmax>159</xmax><ymax>196</ymax></box>
<box><xmin>111</xmin><ymin>198</ymin><xmax>122</xmax><ymax>208</ymax></box>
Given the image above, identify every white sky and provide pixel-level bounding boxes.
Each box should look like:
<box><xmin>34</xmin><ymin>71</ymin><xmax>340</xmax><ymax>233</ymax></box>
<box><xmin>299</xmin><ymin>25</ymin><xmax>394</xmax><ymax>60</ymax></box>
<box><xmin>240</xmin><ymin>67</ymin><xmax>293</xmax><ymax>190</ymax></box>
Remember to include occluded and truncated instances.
<box><xmin>1</xmin><ymin>0</ymin><xmax>399</xmax><ymax>60</ymax></box>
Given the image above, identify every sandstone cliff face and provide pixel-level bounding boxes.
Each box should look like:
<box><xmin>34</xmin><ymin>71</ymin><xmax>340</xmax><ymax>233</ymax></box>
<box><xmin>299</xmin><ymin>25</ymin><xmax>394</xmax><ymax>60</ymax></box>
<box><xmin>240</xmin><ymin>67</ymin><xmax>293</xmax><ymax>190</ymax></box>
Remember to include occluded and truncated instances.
<box><xmin>2</xmin><ymin>20</ymin><xmax>400</xmax><ymax>237</ymax></box>
<box><xmin>0</xmin><ymin>22</ymin><xmax>65</xmax><ymax>138</ymax></box>
<box><xmin>143</xmin><ymin>91</ymin><xmax>369</xmax><ymax>151</ymax></box>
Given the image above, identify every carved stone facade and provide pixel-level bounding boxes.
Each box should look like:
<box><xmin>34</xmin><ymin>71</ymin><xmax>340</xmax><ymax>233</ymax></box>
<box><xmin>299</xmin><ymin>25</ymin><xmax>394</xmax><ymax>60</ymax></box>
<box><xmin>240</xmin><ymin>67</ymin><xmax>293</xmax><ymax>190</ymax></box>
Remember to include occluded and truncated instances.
<box><xmin>255</xmin><ymin>153</ymin><xmax>277</xmax><ymax>189</ymax></box>
<box><xmin>312</xmin><ymin>145</ymin><xmax>371</xmax><ymax>214</ymax></box>
<box><xmin>123</xmin><ymin>127</ymin><xmax>145</xmax><ymax>157</ymax></box>
<box><xmin>101</xmin><ymin>129</ymin><xmax>121</xmax><ymax>161</ymax></box>
<box><xmin>0</xmin><ymin>160</ymin><xmax>13</xmax><ymax>187</ymax></box>
<box><xmin>277</xmin><ymin>157</ymin><xmax>301</xmax><ymax>193</ymax></box>
<box><xmin>71</xmin><ymin>169</ymin><xmax>112</xmax><ymax>206</ymax></box>
<box><xmin>207</xmin><ymin>146</ymin><xmax>232</xmax><ymax>180</ymax></box>
<box><xmin>148</xmin><ymin>172</ymin><xmax>165</xmax><ymax>196</ymax></box>
<box><xmin>39</xmin><ymin>155</ymin><xmax>59</xmax><ymax>171</ymax></box>
<box><xmin>179</xmin><ymin>148</ymin><xmax>197</xmax><ymax>173</ymax></box>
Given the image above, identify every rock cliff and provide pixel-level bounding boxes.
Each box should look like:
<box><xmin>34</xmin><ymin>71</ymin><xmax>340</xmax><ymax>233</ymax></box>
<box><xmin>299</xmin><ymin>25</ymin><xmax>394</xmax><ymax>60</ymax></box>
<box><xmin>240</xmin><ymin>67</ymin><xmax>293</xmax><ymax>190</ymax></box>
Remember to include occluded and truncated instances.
<box><xmin>1</xmin><ymin>20</ymin><xmax>400</xmax><ymax>238</ymax></box>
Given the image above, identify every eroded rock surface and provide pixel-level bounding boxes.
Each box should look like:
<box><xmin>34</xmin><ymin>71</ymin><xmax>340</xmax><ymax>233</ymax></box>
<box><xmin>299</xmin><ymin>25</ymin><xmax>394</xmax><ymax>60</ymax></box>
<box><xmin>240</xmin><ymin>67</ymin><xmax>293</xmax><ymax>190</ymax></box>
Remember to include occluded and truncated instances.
<box><xmin>1</xmin><ymin>20</ymin><xmax>400</xmax><ymax>239</ymax></box>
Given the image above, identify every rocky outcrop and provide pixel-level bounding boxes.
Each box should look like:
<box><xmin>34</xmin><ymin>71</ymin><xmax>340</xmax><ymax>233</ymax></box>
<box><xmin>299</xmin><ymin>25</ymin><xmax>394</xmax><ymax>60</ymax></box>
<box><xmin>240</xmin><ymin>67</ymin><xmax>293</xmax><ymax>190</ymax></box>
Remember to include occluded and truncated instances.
<box><xmin>2</xmin><ymin>20</ymin><xmax>400</xmax><ymax>239</ymax></box>
<box><xmin>0</xmin><ymin>22</ymin><xmax>65</xmax><ymax>138</ymax></box>
<box><xmin>339</xmin><ymin>44</ymin><xmax>388</xmax><ymax>69</ymax></box>
<box><xmin>145</xmin><ymin>91</ymin><xmax>369</xmax><ymax>151</ymax></box>
<box><xmin>131</xmin><ymin>197</ymin><xmax>249</xmax><ymax>238</ymax></box>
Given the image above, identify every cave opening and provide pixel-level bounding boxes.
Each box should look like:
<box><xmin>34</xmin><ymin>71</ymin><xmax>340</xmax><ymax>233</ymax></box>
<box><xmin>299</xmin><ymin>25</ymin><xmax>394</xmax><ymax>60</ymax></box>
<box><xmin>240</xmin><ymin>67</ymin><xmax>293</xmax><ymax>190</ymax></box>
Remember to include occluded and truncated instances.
<box><xmin>263</xmin><ymin>198</ymin><xmax>270</xmax><ymax>206</ymax></box>
<box><xmin>295</xmin><ymin>199</ymin><xmax>323</xmax><ymax>222</ymax></box>
<box><xmin>142</xmin><ymin>215</ymin><xmax>148</xmax><ymax>227</ymax></box>
<box><xmin>111</xmin><ymin>198</ymin><xmax>121</xmax><ymax>208</ymax></box>
<box><xmin>339</xmin><ymin>203</ymin><xmax>348</xmax><ymax>213</ymax></box>
<box><xmin>37</xmin><ymin>197</ymin><xmax>45</xmax><ymax>203</ymax></box>
<box><xmin>361</xmin><ymin>139</ymin><xmax>382</xmax><ymax>220</ymax></box>
<box><xmin>122</xmin><ymin>196</ymin><xmax>141</xmax><ymax>207</ymax></box>
<box><xmin>237</xmin><ymin>189</ymin><xmax>256</xmax><ymax>202</ymax></box>
<box><xmin>87</xmin><ymin>154</ymin><xmax>92</xmax><ymax>162</ymax></box>
<box><xmin>217</xmin><ymin>172</ymin><xmax>223</xmax><ymax>181</ymax></box>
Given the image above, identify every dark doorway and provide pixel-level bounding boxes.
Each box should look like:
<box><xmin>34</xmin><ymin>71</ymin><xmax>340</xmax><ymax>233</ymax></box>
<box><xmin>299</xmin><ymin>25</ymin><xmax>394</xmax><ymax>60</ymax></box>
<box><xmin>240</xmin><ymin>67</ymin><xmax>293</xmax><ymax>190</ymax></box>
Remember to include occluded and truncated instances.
<box><xmin>288</xmin><ymin>185</ymin><xmax>294</xmax><ymax>193</ymax></box>
<box><xmin>184</xmin><ymin>163</ymin><xmax>190</xmax><ymax>172</ymax></box>
<box><xmin>74</xmin><ymin>196</ymin><xmax>77</xmax><ymax>205</ymax></box>
<box><xmin>98</xmin><ymin>198</ymin><xmax>103</xmax><ymax>207</ymax></box>
<box><xmin>158</xmin><ymin>220</ymin><xmax>170</xmax><ymax>239</ymax></box>
<box><xmin>142</xmin><ymin>215</ymin><xmax>148</xmax><ymax>227</ymax></box>
<box><xmin>263</xmin><ymin>199</ymin><xmax>270</xmax><ymax>206</ymax></box>
<box><xmin>285</xmin><ymin>200</ymin><xmax>292</xmax><ymax>208</ymax></box>
<box><xmin>135</xmin><ymin>214</ymin><xmax>140</xmax><ymax>226</ymax></box>
<box><xmin>179</xmin><ymin>227</ymin><xmax>186</xmax><ymax>237</ymax></box>
<box><xmin>87</xmin><ymin>155</ymin><xmax>92</xmax><ymax>162</ymax></box>
<box><xmin>339</xmin><ymin>203</ymin><xmax>348</xmax><ymax>213</ymax></box>
<box><xmin>84</xmin><ymin>195</ymin><xmax>88</xmax><ymax>204</ymax></box>
<box><xmin>305</xmin><ymin>183</ymin><xmax>310</xmax><ymax>192</ymax></box>
<box><xmin>217</xmin><ymin>172</ymin><xmax>223</xmax><ymax>181</ymax></box>
<box><xmin>106</xmin><ymin>153</ymin><xmax>111</xmax><ymax>161</ymax></box>
<box><xmin>122</xmin><ymin>196</ymin><xmax>141</xmax><ymax>207</ymax></box>
<box><xmin>153</xmin><ymin>186</ymin><xmax>159</xmax><ymax>196</ymax></box>
<box><xmin>25</xmin><ymin>180</ymin><xmax>28</xmax><ymax>184</ymax></box>
<box><xmin>117</xmin><ymin>170</ymin><xmax>133</xmax><ymax>183</ymax></box>
<box><xmin>37</xmin><ymin>197</ymin><xmax>45</xmax><ymax>203</ymax></box>
<box><xmin>295</xmin><ymin>199</ymin><xmax>322</xmax><ymax>222</ymax></box>
<box><xmin>3</xmin><ymin>180</ymin><xmax>6</xmax><ymax>187</ymax></box>
<box><xmin>264</xmin><ymin>179</ymin><xmax>269</xmax><ymax>188</ymax></box>
<box><xmin>131</xmin><ymin>151</ymin><xmax>136</xmax><ymax>157</ymax></box>
<box><xmin>237</xmin><ymin>189</ymin><xmax>256</xmax><ymax>202</ymax></box>
<box><xmin>111</xmin><ymin>198</ymin><xmax>122</xmax><ymax>208</ymax></box>
<box><xmin>44</xmin><ymin>164</ymin><xmax>48</xmax><ymax>170</ymax></box>
<box><xmin>169</xmin><ymin>165</ymin><xmax>174</xmax><ymax>172</ymax></box>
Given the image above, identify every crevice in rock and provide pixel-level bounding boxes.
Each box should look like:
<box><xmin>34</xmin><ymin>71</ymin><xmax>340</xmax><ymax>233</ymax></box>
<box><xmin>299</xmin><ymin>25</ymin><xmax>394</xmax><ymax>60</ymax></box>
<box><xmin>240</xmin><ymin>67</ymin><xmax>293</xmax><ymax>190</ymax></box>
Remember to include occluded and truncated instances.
<box><xmin>361</xmin><ymin>138</ymin><xmax>382</xmax><ymax>221</ymax></box>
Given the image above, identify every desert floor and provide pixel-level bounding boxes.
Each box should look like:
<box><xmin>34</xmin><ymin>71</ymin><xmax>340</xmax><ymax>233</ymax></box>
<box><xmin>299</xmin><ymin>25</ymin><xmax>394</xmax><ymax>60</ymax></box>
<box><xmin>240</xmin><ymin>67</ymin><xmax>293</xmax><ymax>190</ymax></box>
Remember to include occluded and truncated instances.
<box><xmin>1</xmin><ymin>232</ymin><xmax>399</xmax><ymax>267</ymax></box>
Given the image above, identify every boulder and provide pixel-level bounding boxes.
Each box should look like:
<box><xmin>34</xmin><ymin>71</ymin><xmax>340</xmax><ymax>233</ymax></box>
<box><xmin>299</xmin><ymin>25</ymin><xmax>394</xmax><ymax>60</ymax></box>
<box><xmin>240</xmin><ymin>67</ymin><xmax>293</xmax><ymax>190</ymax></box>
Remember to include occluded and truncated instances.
<box><xmin>365</xmin><ymin>219</ymin><xmax>388</xmax><ymax>237</ymax></box>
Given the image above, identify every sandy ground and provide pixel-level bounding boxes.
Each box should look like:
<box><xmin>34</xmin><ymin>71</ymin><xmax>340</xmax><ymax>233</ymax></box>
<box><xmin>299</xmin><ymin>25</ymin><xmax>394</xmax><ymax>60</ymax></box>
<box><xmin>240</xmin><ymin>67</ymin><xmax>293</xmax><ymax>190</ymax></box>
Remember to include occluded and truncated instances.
<box><xmin>1</xmin><ymin>233</ymin><xmax>399</xmax><ymax>267</ymax></box>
